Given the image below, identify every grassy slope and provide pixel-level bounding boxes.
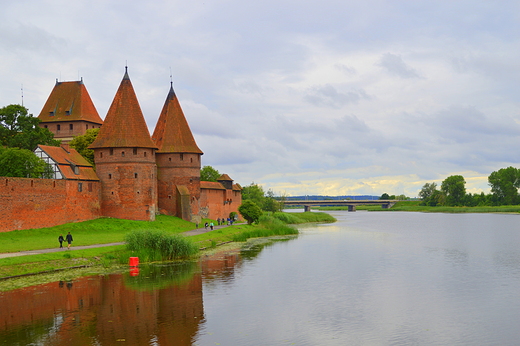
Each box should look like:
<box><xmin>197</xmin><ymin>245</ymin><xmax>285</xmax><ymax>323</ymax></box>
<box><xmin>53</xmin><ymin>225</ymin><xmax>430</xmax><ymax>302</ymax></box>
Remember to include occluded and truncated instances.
<box><xmin>0</xmin><ymin>212</ymin><xmax>336</xmax><ymax>281</ymax></box>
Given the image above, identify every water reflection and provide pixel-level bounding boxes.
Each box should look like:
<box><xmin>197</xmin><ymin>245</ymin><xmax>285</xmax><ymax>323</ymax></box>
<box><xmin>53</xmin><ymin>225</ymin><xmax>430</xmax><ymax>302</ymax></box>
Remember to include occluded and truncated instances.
<box><xmin>0</xmin><ymin>262</ymin><xmax>205</xmax><ymax>345</ymax></box>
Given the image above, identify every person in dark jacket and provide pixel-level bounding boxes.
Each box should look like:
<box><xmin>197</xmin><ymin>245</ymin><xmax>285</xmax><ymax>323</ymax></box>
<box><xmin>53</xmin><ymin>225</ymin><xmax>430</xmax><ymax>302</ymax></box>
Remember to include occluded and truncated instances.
<box><xmin>58</xmin><ymin>234</ymin><xmax>64</xmax><ymax>248</ymax></box>
<box><xmin>66</xmin><ymin>232</ymin><xmax>73</xmax><ymax>249</ymax></box>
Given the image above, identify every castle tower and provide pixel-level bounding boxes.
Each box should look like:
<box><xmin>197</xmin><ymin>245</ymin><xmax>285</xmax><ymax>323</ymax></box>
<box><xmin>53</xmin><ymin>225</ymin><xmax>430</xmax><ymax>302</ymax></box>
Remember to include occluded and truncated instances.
<box><xmin>38</xmin><ymin>79</ymin><xmax>103</xmax><ymax>142</ymax></box>
<box><xmin>89</xmin><ymin>68</ymin><xmax>158</xmax><ymax>221</ymax></box>
<box><xmin>152</xmin><ymin>82</ymin><xmax>203</xmax><ymax>221</ymax></box>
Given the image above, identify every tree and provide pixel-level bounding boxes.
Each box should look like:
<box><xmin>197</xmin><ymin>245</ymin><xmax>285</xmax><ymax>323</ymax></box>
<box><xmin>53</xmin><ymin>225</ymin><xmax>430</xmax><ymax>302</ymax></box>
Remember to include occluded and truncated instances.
<box><xmin>0</xmin><ymin>147</ymin><xmax>53</xmax><ymax>178</ymax></box>
<box><xmin>380</xmin><ymin>193</ymin><xmax>390</xmax><ymax>200</ymax></box>
<box><xmin>488</xmin><ymin>166</ymin><xmax>520</xmax><ymax>205</ymax></box>
<box><xmin>263</xmin><ymin>189</ymin><xmax>280</xmax><ymax>212</ymax></box>
<box><xmin>441</xmin><ymin>175</ymin><xmax>466</xmax><ymax>206</ymax></box>
<box><xmin>0</xmin><ymin>104</ymin><xmax>60</xmax><ymax>150</ymax></box>
<box><xmin>238</xmin><ymin>200</ymin><xmax>263</xmax><ymax>224</ymax></box>
<box><xmin>241</xmin><ymin>182</ymin><xmax>266</xmax><ymax>207</ymax></box>
<box><xmin>200</xmin><ymin>165</ymin><xmax>220</xmax><ymax>182</ymax></box>
<box><xmin>69</xmin><ymin>128</ymin><xmax>99</xmax><ymax>165</ymax></box>
<box><xmin>419</xmin><ymin>182</ymin><xmax>438</xmax><ymax>205</ymax></box>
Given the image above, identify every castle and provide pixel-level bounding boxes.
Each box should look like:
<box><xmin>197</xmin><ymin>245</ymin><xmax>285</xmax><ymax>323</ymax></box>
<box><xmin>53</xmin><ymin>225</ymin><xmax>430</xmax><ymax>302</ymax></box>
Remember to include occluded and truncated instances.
<box><xmin>0</xmin><ymin>68</ymin><xmax>241</xmax><ymax>232</ymax></box>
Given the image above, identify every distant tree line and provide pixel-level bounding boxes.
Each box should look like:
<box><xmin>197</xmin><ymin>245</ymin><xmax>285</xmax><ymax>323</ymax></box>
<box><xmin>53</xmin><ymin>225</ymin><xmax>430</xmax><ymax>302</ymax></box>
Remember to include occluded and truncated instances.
<box><xmin>418</xmin><ymin>167</ymin><xmax>520</xmax><ymax>206</ymax></box>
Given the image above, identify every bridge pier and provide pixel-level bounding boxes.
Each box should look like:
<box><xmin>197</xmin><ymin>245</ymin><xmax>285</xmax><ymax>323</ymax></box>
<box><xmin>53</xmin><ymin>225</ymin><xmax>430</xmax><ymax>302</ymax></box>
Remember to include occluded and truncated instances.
<box><xmin>304</xmin><ymin>205</ymin><xmax>312</xmax><ymax>212</ymax></box>
<box><xmin>348</xmin><ymin>205</ymin><xmax>356</xmax><ymax>212</ymax></box>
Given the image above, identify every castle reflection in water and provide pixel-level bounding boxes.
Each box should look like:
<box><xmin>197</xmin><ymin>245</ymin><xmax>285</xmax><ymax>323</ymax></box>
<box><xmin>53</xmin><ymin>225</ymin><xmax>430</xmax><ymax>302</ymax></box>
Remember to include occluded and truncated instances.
<box><xmin>0</xmin><ymin>250</ymin><xmax>241</xmax><ymax>345</ymax></box>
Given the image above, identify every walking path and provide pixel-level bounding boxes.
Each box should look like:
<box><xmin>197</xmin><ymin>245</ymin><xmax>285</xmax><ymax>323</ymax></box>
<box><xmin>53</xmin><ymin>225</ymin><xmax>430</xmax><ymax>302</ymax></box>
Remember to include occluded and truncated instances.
<box><xmin>0</xmin><ymin>224</ymin><xmax>234</xmax><ymax>259</ymax></box>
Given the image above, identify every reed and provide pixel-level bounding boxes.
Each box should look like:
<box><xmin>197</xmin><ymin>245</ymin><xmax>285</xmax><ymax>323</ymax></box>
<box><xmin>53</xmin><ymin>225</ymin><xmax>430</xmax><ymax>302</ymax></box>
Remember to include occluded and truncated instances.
<box><xmin>124</xmin><ymin>229</ymin><xmax>198</xmax><ymax>261</ymax></box>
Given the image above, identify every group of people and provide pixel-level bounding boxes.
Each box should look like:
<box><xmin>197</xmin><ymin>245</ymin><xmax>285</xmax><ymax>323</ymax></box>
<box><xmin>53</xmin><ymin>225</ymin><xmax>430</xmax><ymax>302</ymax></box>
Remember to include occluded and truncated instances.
<box><xmin>58</xmin><ymin>232</ymin><xmax>73</xmax><ymax>249</ymax></box>
<box><xmin>217</xmin><ymin>217</ymin><xmax>235</xmax><ymax>226</ymax></box>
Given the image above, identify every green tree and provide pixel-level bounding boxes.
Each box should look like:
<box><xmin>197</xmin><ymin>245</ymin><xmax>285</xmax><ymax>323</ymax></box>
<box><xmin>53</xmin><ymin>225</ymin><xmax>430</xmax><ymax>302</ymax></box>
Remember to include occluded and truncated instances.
<box><xmin>488</xmin><ymin>166</ymin><xmax>520</xmax><ymax>205</ymax></box>
<box><xmin>0</xmin><ymin>147</ymin><xmax>53</xmax><ymax>178</ymax></box>
<box><xmin>263</xmin><ymin>189</ymin><xmax>280</xmax><ymax>212</ymax></box>
<box><xmin>200</xmin><ymin>165</ymin><xmax>220</xmax><ymax>182</ymax></box>
<box><xmin>0</xmin><ymin>104</ymin><xmax>60</xmax><ymax>150</ymax></box>
<box><xmin>238</xmin><ymin>200</ymin><xmax>263</xmax><ymax>224</ymax></box>
<box><xmin>419</xmin><ymin>182</ymin><xmax>438</xmax><ymax>205</ymax></box>
<box><xmin>441</xmin><ymin>175</ymin><xmax>466</xmax><ymax>206</ymax></box>
<box><xmin>69</xmin><ymin>128</ymin><xmax>99</xmax><ymax>165</ymax></box>
<box><xmin>241</xmin><ymin>182</ymin><xmax>266</xmax><ymax>207</ymax></box>
<box><xmin>380</xmin><ymin>193</ymin><xmax>390</xmax><ymax>200</ymax></box>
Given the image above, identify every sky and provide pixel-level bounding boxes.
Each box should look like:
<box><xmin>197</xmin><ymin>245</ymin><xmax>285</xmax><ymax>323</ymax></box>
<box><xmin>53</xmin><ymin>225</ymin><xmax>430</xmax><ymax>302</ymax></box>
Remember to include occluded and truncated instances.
<box><xmin>1</xmin><ymin>1</ymin><xmax>520</xmax><ymax>197</ymax></box>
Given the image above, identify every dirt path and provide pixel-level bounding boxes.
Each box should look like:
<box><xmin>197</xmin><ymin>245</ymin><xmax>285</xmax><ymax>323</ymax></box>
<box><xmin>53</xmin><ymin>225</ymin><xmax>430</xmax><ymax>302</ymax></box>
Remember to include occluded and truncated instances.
<box><xmin>0</xmin><ymin>224</ymin><xmax>233</xmax><ymax>259</ymax></box>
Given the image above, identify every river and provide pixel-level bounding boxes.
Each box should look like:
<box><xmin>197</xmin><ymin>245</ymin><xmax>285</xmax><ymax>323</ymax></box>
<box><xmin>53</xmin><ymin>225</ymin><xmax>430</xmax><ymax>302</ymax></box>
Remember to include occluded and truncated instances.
<box><xmin>1</xmin><ymin>211</ymin><xmax>519</xmax><ymax>345</ymax></box>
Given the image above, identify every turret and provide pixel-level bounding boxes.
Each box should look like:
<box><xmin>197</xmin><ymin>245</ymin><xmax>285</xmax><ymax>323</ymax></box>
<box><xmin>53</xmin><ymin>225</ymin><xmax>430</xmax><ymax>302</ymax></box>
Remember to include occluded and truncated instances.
<box><xmin>152</xmin><ymin>82</ymin><xmax>203</xmax><ymax>221</ymax></box>
<box><xmin>89</xmin><ymin>68</ymin><xmax>158</xmax><ymax>221</ymax></box>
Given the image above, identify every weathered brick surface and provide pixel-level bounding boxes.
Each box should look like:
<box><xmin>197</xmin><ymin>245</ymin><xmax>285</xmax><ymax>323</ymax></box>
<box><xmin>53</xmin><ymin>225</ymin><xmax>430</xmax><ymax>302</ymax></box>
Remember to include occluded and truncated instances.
<box><xmin>0</xmin><ymin>177</ymin><xmax>101</xmax><ymax>232</ymax></box>
<box><xmin>199</xmin><ymin>187</ymin><xmax>242</xmax><ymax>220</ymax></box>
<box><xmin>94</xmin><ymin>147</ymin><xmax>157</xmax><ymax>221</ymax></box>
<box><xmin>156</xmin><ymin>152</ymin><xmax>201</xmax><ymax>218</ymax></box>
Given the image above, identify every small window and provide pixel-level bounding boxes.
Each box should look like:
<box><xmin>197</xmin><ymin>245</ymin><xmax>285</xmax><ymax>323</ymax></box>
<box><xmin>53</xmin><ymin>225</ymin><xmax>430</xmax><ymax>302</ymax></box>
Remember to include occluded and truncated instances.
<box><xmin>57</xmin><ymin>124</ymin><xmax>61</xmax><ymax>131</ymax></box>
<box><xmin>122</xmin><ymin>151</ymin><xmax>125</xmax><ymax>157</ymax></box>
<box><xmin>49</xmin><ymin>111</ymin><xmax>55</xmax><ymax>116</ymax></box>
<box><xmin>144</xmin><ymin>151</ymin><xmax>147</xmax><ymax>157</ymax></box>
<box><xmin>133</xmin><ymin>148</ymin><xmax>137</xmax><ymax>155</ymax></box>
<box><xmin>110</xmin><ymin>148</ymin><xmax>114</xmax><ymax>155</ymax></box>
<box><xmin>100</xmin><ymin>152</ymin><xmax>103</xmax><ymax>158</ymax></box>
<box><xmin>88</xmin><ymin>183</ymin><xmax>93</xmax><ymax>192</ymax></box>
<box><xmin>78</xmin><ymin>183</ymin><xmax>83</xmax><ymax>192</ymax></box>
<box><xmin>86</xmin><ymin>125</ymin><xmax>88</xmax><ymax>130</ymax></box>
<box><xmin>169</xmin><ymin>157</ymin><xmax>171</xmax><ymax>162</ymax></box>
<box><xmin>134</xmin><ymin>173</ymin><xmax>138</xmax><ymax>178</ymax></box>
<box><xmin>180</xmin><ymin>154</ymin><xmax>184</xmax><ymax>161</ymax></box>
<box><xmin>108</xmin><ymin>174</ymin><xmax>112</xmax><ymax>179</ymax></box>
<box><xmin>69</xmin><ymin>124</ymin><xmax>73</xmax><ymax>130</ymax></box>
<box><xmin>44</xmin><ymin>125</ymin><xmax>48</xmax><ymax>128</ymax></box>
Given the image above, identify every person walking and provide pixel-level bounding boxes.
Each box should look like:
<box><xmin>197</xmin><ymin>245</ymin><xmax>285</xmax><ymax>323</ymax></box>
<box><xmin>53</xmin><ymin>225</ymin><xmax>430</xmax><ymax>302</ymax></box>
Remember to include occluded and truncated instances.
<box><xmin>58</xmin><ymin>234</ymin><xmax>64</xmax><ymax>248</ymax></box>
<box><xmin>210</xmin><ymin>222</ymin><xmax>214</xmax><ymax>230</ymax></box>
<box><xmin>66</xmin><ymin>232</ymin><xmax>73</xmax><ymax>249</ymax></box>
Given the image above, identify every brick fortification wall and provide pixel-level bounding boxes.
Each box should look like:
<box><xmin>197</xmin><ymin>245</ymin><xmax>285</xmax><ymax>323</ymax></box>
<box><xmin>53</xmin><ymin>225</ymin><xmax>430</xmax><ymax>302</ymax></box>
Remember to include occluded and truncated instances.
<box><xmin>199</xmin><ymin>187</ymin><xmax>242</xmax><ymax>220</ymax></box>
<box><xmin>0</xmin><ymin>177</ymin><xmax>101</xmax><ymax>232</ymax></box>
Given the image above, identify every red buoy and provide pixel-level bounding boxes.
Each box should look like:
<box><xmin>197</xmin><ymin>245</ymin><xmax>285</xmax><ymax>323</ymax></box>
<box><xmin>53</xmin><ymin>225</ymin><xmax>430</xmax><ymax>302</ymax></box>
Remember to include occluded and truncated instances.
<box><xmin>129</xmin><ymin>257</ymin><xmax>139</xmax><ymax>267</ymax></box>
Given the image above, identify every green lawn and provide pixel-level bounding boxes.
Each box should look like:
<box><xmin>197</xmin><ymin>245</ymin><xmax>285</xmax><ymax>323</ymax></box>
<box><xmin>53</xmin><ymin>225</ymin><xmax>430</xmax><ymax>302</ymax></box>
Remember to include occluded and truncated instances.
<box><xmin>0</xmin><ymin>215</ymin><xmax>201</xmax><ymax>253</ymax></box>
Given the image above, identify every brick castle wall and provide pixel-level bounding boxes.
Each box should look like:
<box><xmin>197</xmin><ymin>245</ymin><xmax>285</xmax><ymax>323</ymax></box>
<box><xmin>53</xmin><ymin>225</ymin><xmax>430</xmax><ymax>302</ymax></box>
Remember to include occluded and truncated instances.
<box><xmin>0</xmin><ymin>177</ymin><xmax>101</xmax><ymax>232</ymax></box>
<box><xmin>200</xmin><ymin>187</ymin><xmax>242</xmax><ymax>220</ymax></box>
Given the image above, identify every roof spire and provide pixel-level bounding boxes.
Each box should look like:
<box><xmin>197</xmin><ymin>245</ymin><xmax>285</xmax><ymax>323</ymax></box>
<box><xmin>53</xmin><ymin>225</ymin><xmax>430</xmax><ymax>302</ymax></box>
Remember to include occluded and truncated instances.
<box><xmin>123</xmin><ymin>64</ymin><xmax>129</xmax><ymax>80</ymax></box>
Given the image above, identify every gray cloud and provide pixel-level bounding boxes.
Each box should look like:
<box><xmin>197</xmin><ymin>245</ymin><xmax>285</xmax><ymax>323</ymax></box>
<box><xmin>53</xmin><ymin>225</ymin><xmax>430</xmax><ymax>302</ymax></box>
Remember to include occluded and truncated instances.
<box><xmin>304</xmin><ymin>85</ymin><xmax>370</xmax><ymax>108</ymax></box>
<box><xmin>378</xmin><ymin>53</ymin><xmax>421</xmax><ymax>79</ymax></box>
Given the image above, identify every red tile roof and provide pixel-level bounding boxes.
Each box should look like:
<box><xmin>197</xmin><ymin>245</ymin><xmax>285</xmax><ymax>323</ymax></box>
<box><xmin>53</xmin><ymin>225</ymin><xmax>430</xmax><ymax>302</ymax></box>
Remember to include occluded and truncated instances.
<box><xmin>90</xmin><ymin>69</ymin><xmax>157</xmax><ymax>149</ymax></box>
<box><xmin>218</xmin><ymin>174</ymin><xmax>232</xmax><ymax>181</ymax></box>
<box><xmin>38</xmin><ymin>144</ymin><xmax>98</xmax><ymax>181</ymax></box>
<box><xmin>200</xmin><ymin>181</ymin><xmax>226</xmax><ymax>190</ymax></box>
<box><xmin>38</xmin><ymin>80</ymin><xmax>103</xmax><ymax>124</ymax></box>
<box><xmin>152</xmin><ymin>84</ymin><xmax>203</xmax><ymax>154</ymax></box>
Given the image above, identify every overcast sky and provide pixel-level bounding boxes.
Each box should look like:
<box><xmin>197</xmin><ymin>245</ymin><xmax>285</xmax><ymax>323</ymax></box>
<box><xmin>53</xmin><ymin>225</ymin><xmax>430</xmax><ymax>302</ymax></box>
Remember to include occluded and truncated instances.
<box><xmin>2</xmin><ymin>1</ymin><xmax>520</xmax><ymax>197</ymax></box>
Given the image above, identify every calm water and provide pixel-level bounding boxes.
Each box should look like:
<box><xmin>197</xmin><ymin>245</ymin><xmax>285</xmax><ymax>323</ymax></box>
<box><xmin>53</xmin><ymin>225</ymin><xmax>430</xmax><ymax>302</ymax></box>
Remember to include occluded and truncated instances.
<box><xmin>1</xmin><ymin>211</ymin><xmax>520</xmax><ymax>345</ymax></box>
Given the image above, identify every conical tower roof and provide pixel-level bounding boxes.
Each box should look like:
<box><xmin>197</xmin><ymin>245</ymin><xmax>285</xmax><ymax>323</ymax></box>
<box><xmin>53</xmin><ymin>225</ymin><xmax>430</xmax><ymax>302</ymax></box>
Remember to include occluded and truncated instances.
<box><xmin>38</xmin><ymin>80</ymin><xmax>103</xmax><ymax>124</ymax></box>
<box><xmin>90</xmin><ymin>68</ymin><xmax>157</xmax><ymax>149</ymax></box>
<box><xmin>152</xmin><ymin>83</ymin><xmax>203</xmax><ymax>154</ymax></box>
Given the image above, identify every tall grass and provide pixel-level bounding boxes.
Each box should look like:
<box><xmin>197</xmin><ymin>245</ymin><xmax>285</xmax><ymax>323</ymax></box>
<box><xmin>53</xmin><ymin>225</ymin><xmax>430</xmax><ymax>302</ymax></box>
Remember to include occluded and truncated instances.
<box><xmin>273</xmin><ymin>211</ymin><xmax>336</xmax><ymax>224</ymax></box>
<box><xmin>232</xmin><ymin>215</ymin><xmax>298</xmax><ymax>242</ymax></box>
<box><xmin>124</xmin><ymin>230</ymin><xmax>198</xmax><ymax>261</ymax></box>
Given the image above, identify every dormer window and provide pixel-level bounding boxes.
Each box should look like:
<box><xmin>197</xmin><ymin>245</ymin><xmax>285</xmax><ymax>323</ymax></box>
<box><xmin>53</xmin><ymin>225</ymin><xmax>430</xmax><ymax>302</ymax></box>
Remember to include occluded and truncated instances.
<box><xmin>49</xmin><ymin>111</ymin><xmax>55</xmax><ymax>116</ymax></box>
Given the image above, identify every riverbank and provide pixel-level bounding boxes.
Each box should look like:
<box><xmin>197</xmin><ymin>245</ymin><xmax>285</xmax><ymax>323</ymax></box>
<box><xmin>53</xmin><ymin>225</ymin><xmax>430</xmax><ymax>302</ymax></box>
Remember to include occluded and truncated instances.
<box><xmin>0</xmin><ymin>212</ymin><xmax>336</xmax><ymax>290</ymax></box>
<box><xmin>319</xmin><ymin>200</ymin><xmax>520</xmax><ymax>213</ymax></box>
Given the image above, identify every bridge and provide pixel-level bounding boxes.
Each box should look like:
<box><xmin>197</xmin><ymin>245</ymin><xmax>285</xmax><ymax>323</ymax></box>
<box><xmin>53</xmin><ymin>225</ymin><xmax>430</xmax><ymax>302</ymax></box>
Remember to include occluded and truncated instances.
<box><xmin>283</xmin><ymin>200</ymin><xmax>397</xmax><ymax>212</ymax></box>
